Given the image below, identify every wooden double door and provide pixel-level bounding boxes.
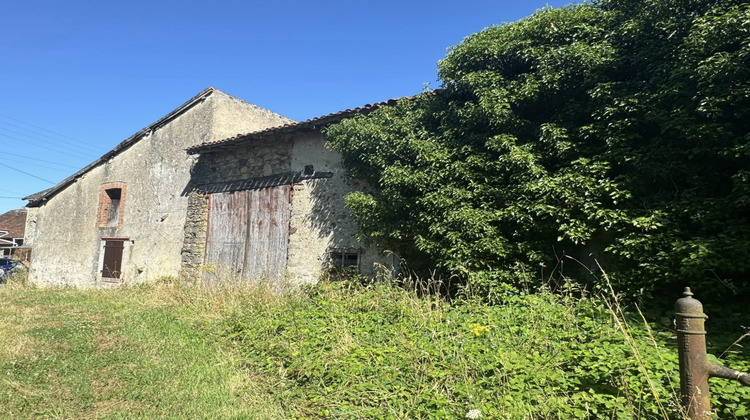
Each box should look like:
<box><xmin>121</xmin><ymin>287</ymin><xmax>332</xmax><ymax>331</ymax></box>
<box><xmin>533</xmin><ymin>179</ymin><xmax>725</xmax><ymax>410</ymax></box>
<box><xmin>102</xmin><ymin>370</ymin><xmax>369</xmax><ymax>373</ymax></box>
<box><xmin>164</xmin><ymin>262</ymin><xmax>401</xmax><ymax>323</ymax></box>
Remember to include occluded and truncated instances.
<box><xmin>204</xmin><ymin>186</ymin><xmax>292</xmax><ymax>281</ymax></box>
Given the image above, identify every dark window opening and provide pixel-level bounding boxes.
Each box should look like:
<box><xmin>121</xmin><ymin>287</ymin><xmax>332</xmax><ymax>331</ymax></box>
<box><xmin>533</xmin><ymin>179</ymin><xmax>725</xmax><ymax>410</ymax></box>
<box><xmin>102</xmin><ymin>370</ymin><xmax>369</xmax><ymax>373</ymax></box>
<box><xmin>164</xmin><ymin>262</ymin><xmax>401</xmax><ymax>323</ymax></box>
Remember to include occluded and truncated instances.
<box><xmin>106</xmin><ymin>188</ymin><xmax>122</xmax><ymax>227</ymax></box>
<box><xmin>329</xmin><ymin>250</ymin><xmax>360</xmax><ymax>272</ymax></box>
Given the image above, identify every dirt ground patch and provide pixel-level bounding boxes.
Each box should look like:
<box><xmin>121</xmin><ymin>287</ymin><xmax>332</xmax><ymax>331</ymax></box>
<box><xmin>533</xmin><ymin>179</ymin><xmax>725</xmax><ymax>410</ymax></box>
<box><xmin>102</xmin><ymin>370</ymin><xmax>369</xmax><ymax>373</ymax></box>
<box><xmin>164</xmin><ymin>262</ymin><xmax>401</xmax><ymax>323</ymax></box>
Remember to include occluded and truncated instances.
<box><xmin>91</xmin><ymin>399</ymin><xmax>150</xmax><ymax>418</ymax></box>
<box><xmin>94</xmin><ymin>327</ymin><xmax>123</xmax><ymax>353</ymax></box>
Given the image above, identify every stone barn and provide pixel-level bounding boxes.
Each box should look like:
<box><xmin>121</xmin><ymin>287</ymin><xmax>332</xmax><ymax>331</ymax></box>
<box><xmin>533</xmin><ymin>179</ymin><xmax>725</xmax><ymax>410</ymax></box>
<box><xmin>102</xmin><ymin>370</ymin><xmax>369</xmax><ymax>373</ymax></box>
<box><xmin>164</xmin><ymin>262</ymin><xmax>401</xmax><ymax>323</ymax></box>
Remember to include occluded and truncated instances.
<box><xmin>182</xmin><ymin>101</ymin><xmax>399</xmax><ymax>285</ymax></box>
<box><xmin>23</xmin><ymin>88</ymin><xmax>293</xmax><ymax>286</ymax></box>
<box><xmin>23</xmin><ymin>87</ymin><xmax>396</xmax><ymax>287</ymax></box>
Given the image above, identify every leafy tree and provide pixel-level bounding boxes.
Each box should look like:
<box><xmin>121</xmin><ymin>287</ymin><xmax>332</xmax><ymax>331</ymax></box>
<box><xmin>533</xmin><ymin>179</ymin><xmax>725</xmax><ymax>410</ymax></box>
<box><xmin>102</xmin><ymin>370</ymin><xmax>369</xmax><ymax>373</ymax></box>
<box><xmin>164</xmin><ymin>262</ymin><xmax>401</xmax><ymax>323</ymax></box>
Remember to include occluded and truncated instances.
<box><xmin>325</xmin><ymin>0</ymin><xmax>750</xmax><ymax>300</ymax></box>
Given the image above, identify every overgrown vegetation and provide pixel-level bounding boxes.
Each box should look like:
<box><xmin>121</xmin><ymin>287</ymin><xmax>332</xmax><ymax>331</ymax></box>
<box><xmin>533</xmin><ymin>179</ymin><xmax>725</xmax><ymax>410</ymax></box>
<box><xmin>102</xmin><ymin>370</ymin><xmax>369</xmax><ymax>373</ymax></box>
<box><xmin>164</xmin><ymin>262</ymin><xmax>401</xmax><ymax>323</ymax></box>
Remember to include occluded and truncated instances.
<box><xmin>2</xmin><ymin>279</ymin><xmax>748</xmax><ymax>419</ymax></box>
<box><xmin>325</xmin><ymin>0</ymin><xmax>750</xmax><ymax>301</ymax></box>
<box><xmin>222</xmin><ymin>279</ymin><xmax>750</xmax><ymax>419</ymax></box>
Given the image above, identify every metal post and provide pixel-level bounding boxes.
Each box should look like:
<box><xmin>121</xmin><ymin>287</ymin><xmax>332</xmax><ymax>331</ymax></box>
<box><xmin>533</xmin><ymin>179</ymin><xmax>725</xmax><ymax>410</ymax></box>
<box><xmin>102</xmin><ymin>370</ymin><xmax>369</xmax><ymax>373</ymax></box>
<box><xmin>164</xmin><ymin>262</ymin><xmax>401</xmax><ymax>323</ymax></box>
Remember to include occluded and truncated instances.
<box><xmin>675</xmin><ymin>287</ymin><xmax>711</xmax><ymax>419</ymax></box>
<box><xmin>675</xmin><ymin>287</ymin><xmax>750</xmax><ymax>420</ymax></box>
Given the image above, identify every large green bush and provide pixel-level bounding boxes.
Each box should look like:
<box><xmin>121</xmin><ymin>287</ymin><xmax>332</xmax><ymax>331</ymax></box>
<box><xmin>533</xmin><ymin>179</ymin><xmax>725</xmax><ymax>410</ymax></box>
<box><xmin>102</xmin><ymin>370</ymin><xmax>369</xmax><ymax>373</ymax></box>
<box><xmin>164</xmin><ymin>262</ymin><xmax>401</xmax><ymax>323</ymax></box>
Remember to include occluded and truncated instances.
<box><xmin>325</xmin><ymin>0</ymin><xmax>750</xmax><ymax>300</ymax></box>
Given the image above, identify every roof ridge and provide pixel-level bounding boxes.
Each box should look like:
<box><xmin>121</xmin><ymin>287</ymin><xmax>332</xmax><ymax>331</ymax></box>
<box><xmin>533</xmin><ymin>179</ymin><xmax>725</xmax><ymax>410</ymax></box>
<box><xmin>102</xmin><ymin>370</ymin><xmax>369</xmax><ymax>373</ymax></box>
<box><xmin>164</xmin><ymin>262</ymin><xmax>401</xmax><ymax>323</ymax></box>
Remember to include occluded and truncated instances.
<box><xmin>24</xmin><ymin>87</ymin><xmax>218</xmax><ymax>204</ymax></box>
<box><xmin>187</xmin><ymin>92</ymin><xmax>427</xmax><ymax>154</ymax></box>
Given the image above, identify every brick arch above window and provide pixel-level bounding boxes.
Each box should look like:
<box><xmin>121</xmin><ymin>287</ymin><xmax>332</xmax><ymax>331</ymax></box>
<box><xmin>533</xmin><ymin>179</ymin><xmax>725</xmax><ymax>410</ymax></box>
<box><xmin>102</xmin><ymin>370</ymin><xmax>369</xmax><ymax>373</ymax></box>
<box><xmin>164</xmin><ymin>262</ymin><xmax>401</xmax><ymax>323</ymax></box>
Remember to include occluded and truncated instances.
<box><xmin>96</xmin><ymin>182</ymin><xmax>127</xmax><ymax>228</ymax></box>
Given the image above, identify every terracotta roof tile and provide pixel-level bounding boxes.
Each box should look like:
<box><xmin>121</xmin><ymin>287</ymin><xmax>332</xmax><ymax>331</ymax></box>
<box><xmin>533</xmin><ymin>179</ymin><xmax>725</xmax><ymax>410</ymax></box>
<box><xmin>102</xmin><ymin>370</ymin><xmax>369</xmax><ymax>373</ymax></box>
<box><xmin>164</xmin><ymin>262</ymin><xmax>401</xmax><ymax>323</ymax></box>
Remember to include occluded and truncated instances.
<box><xmin>0</xmin><ymin>208</ymin><xmax>27</xmax><ymax>238</ymax></box>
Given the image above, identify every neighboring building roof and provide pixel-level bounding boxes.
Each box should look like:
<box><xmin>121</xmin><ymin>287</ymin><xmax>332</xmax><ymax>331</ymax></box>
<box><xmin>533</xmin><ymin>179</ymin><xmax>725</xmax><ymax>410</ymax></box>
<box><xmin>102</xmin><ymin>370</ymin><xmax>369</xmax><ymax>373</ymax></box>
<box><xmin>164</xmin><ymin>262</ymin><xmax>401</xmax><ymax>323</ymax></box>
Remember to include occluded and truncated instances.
<box><xmin>0</xmin><ymin>208</ymin><xmax>27</xmax><ymax>239</ymax></box>
<box><xmin>24</xmin><ymin>87</ymin><xmax>289</xmax><ymax>207</ymax></box>
<box><xmin>186</xmin><ymin>95</ymin><xmax>413</xmax><ymax>155</ymax></box>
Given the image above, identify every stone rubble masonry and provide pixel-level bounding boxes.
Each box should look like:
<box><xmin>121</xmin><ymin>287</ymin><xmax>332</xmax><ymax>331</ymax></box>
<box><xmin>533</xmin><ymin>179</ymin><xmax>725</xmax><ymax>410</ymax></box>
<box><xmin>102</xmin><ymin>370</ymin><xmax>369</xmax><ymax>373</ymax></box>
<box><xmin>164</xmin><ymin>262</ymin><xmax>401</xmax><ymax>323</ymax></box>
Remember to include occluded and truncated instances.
<box><xmin>192</xmin><ymin>136</ymin><xmax>294</xmax><ymax>184</ymax></box>
<box><xmin>180</xmin><ymin>192</ymin><xmax>209</xmax><ymax>279</ymax></box>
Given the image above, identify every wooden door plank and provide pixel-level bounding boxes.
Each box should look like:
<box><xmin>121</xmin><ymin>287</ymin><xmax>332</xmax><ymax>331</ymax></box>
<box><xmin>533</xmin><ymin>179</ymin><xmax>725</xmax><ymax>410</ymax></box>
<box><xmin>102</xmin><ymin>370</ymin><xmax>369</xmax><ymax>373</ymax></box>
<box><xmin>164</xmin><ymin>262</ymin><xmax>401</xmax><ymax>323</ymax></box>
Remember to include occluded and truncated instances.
<box><xmin>206</xmin><ymin>186</ymin><xmax>291</xmax><ymax>283</ymax></box>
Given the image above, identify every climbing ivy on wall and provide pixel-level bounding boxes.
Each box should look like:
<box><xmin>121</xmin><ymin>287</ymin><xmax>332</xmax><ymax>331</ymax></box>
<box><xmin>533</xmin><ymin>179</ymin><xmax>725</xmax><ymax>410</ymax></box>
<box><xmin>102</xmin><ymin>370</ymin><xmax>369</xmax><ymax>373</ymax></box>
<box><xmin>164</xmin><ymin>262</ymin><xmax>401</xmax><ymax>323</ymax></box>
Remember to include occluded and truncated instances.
<box><xmin>325</xmin><ymin>0</ymin><xmax>750</xmax><ymax>300</ymax></box>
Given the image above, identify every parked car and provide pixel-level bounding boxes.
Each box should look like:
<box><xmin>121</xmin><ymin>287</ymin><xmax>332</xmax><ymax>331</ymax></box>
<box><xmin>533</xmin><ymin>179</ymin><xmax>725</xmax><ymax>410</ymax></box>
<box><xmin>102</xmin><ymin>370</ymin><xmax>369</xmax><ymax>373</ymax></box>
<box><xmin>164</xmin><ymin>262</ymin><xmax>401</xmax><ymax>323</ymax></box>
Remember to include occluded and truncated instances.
<box><xmin>0</xmin><ymin>257</ymin><xmax>18</xmax><ymax>280</ymax></box>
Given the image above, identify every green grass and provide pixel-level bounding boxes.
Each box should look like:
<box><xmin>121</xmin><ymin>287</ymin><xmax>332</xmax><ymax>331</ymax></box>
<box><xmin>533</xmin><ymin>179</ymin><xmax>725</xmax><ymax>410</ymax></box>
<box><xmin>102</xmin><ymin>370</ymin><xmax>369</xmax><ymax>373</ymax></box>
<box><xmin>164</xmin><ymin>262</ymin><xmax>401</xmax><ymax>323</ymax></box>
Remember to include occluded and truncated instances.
<box><xmin>0</xmin><ymin>281</ymin><xmax>285</xmax><ymax>419</ymax></box>
<box><xmin>0</xmin><ymin>276</ymin><xmax>748</xmax><ymax>419</ymax></box>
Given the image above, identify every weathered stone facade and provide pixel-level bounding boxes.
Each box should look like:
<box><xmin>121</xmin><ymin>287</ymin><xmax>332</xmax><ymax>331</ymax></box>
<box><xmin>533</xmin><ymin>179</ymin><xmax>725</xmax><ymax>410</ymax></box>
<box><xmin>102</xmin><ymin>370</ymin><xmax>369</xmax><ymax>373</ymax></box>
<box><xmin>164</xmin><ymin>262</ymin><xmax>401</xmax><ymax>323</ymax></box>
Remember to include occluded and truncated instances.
<box><xmin>184</xmin><ymin>130</ymin><xmax>389</xmax><ymax>285</ymax></box>
<box><xmin>24</xmin><ymin>88</ymin><xmax>293</xmax><ymax>286</ymax></box>
<box><xmin>193</xmin><ymin>137</ymin><xmax>294</xmax><ymax>183</ymax></box>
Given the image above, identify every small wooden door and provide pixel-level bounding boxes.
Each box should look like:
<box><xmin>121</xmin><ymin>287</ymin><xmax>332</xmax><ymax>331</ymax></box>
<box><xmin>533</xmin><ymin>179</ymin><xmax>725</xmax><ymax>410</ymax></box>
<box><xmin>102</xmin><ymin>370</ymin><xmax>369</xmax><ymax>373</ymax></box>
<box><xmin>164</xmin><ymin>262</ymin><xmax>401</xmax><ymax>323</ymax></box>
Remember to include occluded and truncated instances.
<box><xmin>205</xmin><ymin>186</ymin><xmax>292</xmax><ymax>281</ymax></box>
<box><xmin>101</xmin><ymin>240</ymin><xmax>124</xmax><ymax>279</ymax></box>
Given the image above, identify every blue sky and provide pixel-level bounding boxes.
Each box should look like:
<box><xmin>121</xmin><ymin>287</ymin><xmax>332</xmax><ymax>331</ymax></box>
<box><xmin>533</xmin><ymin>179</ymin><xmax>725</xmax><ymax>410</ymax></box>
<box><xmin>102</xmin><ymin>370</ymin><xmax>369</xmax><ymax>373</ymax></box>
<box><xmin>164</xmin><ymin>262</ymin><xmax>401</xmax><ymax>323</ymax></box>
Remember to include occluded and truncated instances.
<box><xmin>0</xmin><ymin>0</ymin><xmax>572</xmax><ymax>214</ymax></box>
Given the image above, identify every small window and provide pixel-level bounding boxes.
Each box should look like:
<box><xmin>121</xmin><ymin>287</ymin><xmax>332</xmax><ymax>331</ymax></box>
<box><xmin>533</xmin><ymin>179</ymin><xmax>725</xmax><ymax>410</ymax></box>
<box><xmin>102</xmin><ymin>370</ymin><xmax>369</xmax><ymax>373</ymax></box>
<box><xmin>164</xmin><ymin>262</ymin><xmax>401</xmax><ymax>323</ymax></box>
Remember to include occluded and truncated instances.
<box><xmin>97</xmin><ymin>183</ymin><xmax>126</xmax><ymax>228</ymax></box>
<box><xmin>328</xmin><ymin>249</ymin><xmax>360</xmax><ymax>272</ymax></box>
<box><xmin>106</xmin><ymin>188</ymin><xmax>121</xmax><ymax>227</ymax></box>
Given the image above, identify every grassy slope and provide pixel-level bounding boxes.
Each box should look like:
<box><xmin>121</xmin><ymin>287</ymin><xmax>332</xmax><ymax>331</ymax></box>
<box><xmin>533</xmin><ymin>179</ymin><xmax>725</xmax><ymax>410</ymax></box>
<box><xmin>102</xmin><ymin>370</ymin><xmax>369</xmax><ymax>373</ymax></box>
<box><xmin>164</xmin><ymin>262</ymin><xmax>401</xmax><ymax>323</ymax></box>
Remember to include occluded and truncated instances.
<box><xmin>0</xmin><ymin>284</ymin><xmax>285</xmax><ymax>419</ymax></box>
<box><xmin>0</xmin><ymin>280</ymin><xmax>748</xmax><ymax>419</ymax></box>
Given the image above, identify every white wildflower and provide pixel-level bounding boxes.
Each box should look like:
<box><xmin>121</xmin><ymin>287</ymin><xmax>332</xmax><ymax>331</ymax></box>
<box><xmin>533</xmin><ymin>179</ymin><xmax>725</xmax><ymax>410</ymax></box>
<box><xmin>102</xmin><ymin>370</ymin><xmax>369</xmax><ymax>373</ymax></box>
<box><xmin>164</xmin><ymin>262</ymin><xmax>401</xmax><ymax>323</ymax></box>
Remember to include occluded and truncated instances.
<box><xmin>465</xmin><ymin>408</ymin><xmax>482</xmax><ymax>419</ymax></box>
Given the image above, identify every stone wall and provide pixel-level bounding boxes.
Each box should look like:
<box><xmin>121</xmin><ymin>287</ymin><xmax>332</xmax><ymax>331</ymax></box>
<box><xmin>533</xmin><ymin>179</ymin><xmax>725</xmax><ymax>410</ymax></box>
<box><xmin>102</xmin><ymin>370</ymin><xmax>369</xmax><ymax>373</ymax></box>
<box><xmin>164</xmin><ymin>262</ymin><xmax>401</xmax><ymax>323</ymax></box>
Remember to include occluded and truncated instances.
<box><xmin>190</xmin><ymin>137</ymin><xmax>294</xmax><ymax>184</ymax></box>
<box><xmin>287</xmin><ymin>131</ymin><xmax>386</xmax><ymax>283</ymax></box>
<box><xmin>180</xmin><ymin>192</ymin><xmax>209</xmax><ymax>279</ymax></box>
<box><xmin>183</xmin><ymin>129</ymin><xmax>390</xmax><ymax>285</ymax></box>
